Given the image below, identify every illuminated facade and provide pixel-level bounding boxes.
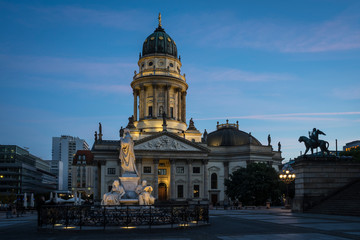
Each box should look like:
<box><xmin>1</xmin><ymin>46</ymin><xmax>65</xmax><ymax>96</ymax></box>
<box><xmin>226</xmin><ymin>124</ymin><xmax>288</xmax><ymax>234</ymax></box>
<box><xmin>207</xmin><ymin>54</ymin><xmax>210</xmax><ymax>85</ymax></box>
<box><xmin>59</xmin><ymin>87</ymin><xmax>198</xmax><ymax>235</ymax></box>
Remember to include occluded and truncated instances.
<box><xmin>91</xmin><ymin>15</ymin><xmax>283</xmax><ymax>205</ymax></box>
<box><xmin>343</xmin><ymin>140</ymin><xmax>360</xmax><ymax>151</ymax></box>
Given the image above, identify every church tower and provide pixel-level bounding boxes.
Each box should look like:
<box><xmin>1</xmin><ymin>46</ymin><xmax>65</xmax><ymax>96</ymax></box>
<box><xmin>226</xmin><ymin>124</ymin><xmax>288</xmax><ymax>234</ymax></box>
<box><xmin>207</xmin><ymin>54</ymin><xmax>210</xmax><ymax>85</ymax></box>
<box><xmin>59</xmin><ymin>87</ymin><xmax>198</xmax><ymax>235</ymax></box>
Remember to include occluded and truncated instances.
<box><xmin>130</xmin><ymin>14</ymin><xmax>200</xmax><ymax>141</ymax></box>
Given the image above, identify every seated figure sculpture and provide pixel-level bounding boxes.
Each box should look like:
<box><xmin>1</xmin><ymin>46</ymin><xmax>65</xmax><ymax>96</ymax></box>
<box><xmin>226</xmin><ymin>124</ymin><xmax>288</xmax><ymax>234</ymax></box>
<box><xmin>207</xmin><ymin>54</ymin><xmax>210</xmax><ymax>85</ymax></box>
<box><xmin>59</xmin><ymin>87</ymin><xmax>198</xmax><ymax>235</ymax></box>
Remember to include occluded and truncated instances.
<box><xmin>102</xmin><ymin>180</ymin><xmax>125</xmax><ymax>205</ymax></box>
<box><xmin>135</xmin><ymin>180</ymin><xmax>155</xmax><ymax>205</ymax></box>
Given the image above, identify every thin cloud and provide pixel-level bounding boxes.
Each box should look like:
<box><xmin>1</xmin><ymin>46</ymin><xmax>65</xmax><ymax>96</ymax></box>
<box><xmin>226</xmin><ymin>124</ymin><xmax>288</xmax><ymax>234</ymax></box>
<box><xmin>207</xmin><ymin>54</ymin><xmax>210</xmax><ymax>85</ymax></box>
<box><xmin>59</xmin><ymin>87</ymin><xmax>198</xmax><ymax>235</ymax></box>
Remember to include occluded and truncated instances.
<box><xmin>18</xmin><ymin>4</ymin><xmax>153</xmax><ymax>31</ymax></box>
<box><xmin>195</xmin><ymin>112</ymin><xmax>360</xmax><ymax>121</ymax></box>
<box><xmin>332</xmin><ymin>86</ymin><xmax>360</xmax><ymax>100</ymax></box>
<box><xmin>67</xmin><ymin>82</ymin><xmax>132</xmax><ymax>94</ymax></box>
<box><xmin>0</xmin><ymin>54</ymin><xmax>135</xmax><ymax>78</ymax></box>
<box><xmin>186</xmin><ymin>66</ymin><xmax>294</xmax><ymax>83</ymax></box>
<box><xmin>177</xmin><ymin>9</ymin><xmax>360</xmax><ymax>53</ymax></box>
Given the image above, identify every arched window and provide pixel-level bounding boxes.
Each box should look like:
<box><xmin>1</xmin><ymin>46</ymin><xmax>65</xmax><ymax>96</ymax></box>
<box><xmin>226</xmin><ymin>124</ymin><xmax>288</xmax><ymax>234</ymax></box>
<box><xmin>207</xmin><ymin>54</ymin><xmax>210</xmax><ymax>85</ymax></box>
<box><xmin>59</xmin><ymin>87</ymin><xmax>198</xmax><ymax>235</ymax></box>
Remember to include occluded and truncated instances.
<box><xmin>211</xmin><ymin>173</ymin><xmax>217</xmax><ymax>189</ymax></box>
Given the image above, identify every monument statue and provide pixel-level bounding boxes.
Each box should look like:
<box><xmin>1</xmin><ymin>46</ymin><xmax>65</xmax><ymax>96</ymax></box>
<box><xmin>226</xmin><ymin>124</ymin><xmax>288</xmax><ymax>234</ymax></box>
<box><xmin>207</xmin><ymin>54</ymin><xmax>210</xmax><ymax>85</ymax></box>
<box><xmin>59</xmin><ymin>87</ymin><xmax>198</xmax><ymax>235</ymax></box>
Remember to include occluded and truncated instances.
<box><xmin>299</xmin><ymin>128</ymin><xmax>330</xmax><ymax>155</ymax></box>
<box><xmin>135</xmin><ymin>180</ymin><xmax>155</xmax><ymax>205</ymax></box>
<box><xmin>268</xmin><ymin>134</ymin><xmax>271</xmax><ymax>146</ymax></box>
<box><xmin>119</xmin><ymin>129</ymin><xmax>138</xmax><ymax>175</ymax></box>
<box><xmin>278</xmin><ymin>141</ymin><xmax>281</xmax><ymax>152</ymax></box>
<box><xmin>101</xmin><ymin>180</ymin><xmax>125</xmax><ymax>205</ymax></box>
<box><xmin>102</xmin><ymin>130</ymin><xmax>155</xmax><ymax>205</ymax></box>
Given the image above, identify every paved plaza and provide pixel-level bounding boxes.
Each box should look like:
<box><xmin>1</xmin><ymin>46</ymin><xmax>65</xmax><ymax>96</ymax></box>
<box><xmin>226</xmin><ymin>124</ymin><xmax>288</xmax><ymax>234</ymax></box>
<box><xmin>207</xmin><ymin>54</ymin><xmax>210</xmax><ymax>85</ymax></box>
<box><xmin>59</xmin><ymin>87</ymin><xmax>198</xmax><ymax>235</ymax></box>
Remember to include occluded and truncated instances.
<box><xmin>1</xmin><ymin>207</ymin><xmax>360</xmax><ymax>239</ymax></box>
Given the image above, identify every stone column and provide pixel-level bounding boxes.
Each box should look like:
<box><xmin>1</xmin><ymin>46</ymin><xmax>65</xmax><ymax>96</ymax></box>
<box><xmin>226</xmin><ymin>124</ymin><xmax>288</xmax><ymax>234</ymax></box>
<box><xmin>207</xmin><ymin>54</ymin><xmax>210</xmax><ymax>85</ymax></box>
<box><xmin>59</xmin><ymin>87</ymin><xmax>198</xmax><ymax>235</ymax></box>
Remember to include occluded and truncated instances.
<box><xmin>136</xmin><ymin>157</ymin><xmax>142</xmax><ymax>181</ymax></box>
<box><xmin>187</xmin><ymin>159</ymin><xmax>193</xmax><ymax>200</ymax></box>
<box><xmin>170</xmin><ymin>159</ymin><xmax>176</xmax><ymax>201</ymax></box>
<box><xmin>152</xmin><ymin>84</ymin><xmax>157</xmax><ymax>118</ymax></box>
<box><xmin>166</xmin><ymin>85</ymin><xmax>170</xmax><ymax>116</ymax></box>
<box><xmin>100</xmin><ymin>161</ymin><xmax>107</xmax><ymax>198</ymax></box>
<box><xmin>164</xmin><ymin>85</ymin><xmax>168</xmax><ymax>116</ymax></box>
<box><xmin>153</xmin><ymin>158</ymin><xmax>159</xmax><ymax>199</ymax></box>
<box><xmin>143</xmin><ymin>86</ymin><xmax>147</xmax><ymax>118</ymax></box>
<box><xmin>224</xmin><ymin>161</ymin><xmax>229</xmax><ymax>200</ymax></box>
<box><xmin>139</xmin><ymin>85</ymin><xmax>145</xmax><ymax>120</ymax></box>
<box><xmin>224</xmin><ymin>161</ymin><xmax>229</xmax><ymax>180</ymax></box>
<box><xmin>181</xmin><ymin>91</ymin><xmax>187</xmax><ymax>123</ymax></box>
<box><xmin>203</xmin><ymin>159</ymin><xmax>209</xmax><ymax>200</ymax></box>
<box><xmin>133</xmin><ymin>90</ymin><xmax>138</xmax><ymax>121</ymax></box>
<box><xmin>177</xmin><ymin>89</ymin><xmax>181</xmax><ymax>121</ymax></box>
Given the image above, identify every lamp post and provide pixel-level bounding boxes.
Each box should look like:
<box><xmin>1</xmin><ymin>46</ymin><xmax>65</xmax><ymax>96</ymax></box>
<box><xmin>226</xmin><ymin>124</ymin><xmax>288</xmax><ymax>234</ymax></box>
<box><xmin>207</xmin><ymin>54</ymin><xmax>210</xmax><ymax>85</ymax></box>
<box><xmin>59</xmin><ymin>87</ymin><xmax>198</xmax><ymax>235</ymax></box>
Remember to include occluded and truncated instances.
<box><xmin>279</xmin><ymin>167</ymin><xmax>296</xmax><ymax>209</ymax></box>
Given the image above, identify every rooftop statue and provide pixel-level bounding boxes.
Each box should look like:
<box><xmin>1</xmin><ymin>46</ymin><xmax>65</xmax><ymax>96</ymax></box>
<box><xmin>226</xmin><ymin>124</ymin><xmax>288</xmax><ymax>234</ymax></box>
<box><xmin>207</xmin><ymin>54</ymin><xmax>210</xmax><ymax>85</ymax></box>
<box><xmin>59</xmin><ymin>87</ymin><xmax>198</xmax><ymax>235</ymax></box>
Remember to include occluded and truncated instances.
<box><xmin>126</xmin><ymin>115</ymin><xmax>136</xmax><ymax>129</ymax></box>
<box><xmin>298</xmin><ymin>128</ymin><xmax>330</xmax><ymax>156</ymax></box>
<box><xmin>119</xmin><ymin>129</ymin><xmax>138</xmax><ymax>175</ymax></box>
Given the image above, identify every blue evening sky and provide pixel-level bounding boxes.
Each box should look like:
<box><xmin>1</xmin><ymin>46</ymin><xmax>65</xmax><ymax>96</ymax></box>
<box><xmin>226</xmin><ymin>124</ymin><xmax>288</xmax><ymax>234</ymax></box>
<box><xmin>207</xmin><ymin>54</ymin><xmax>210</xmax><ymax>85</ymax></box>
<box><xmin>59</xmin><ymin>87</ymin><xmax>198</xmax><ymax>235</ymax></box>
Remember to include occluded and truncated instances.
<box><xmin>0</xmin><ymin>0</ymin><xmax>359</xmax><ymax>161</ymax></box>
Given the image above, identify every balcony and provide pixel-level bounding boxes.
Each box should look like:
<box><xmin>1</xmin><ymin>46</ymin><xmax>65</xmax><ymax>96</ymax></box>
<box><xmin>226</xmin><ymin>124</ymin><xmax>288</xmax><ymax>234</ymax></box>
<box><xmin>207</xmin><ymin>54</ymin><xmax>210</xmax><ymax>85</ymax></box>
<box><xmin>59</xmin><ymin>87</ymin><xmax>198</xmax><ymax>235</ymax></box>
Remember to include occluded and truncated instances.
<box><xmin>133</xmin><ymin>69</ymin><xmax>186</xmax><ymax>81</ymax></box>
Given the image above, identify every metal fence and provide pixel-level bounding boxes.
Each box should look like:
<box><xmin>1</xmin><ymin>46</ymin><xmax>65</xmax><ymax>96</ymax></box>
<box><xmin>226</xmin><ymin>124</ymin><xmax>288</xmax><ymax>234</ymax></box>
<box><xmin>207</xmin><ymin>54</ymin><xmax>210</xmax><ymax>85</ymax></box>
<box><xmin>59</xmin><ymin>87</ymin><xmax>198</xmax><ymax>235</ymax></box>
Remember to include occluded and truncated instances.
<box><xmin>39</xmin><ymin>204</ymin><xmax>209</xmax><ymax>229</ymax></box>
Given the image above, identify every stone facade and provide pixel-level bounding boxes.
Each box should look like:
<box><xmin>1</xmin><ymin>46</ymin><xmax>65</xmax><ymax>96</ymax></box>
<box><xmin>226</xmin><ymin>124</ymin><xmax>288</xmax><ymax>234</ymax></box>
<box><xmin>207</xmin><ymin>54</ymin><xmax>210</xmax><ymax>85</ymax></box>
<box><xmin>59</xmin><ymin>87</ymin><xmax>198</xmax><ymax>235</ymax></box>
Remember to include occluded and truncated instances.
<box><xmin>89</xmin><ymin>18</ymin><xmax>283</xmax><ymax>204</ymax></box>
<box><xmin>292</xmin><ymin>156</ymin><xmax>360</xmax><ymax>212</ymax></box>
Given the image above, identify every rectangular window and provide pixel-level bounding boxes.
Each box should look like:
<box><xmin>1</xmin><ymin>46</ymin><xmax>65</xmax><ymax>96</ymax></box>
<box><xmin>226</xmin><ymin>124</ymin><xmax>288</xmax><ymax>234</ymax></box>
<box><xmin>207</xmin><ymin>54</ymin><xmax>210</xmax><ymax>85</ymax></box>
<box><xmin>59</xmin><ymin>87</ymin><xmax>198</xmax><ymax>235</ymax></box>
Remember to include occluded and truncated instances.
<box><xmin>148</xmin><ymin>106</ymin><xmax>153</xmax><ymax>117</ymax></box>
<box><xmin>158</xmin><ymin>169</ymin><xmax>167</xmax><ymax>175</ymax></box>
<box><xmin>177</xmin><ymin>185</ymin><xmax>184</xmax><ymax>198</ymax></box>
<box><xmin>107</xmin><ymin>168</ymin><xmax>116</xmax><ymax>175</ymax></box>
<box><xmin>193</xmin><ymin>185</ymin><xmax>200</xmax><ymax>198</ymax></box>
<box><xmin>193</xmin><ymin>167</ymin><xmax>200</xmax><ymax>174</ymax></box>
<box><xmin>170</xmin><ymin>107</ymin><xmax>174</xmax><ymax>118</ymax></box>
<box><xmin>143</xmin><ymin>166</ymin><xmax>151</xmax><ymax>173</ymax></box>
<box><xmin>176</xmin><ymin>166</ymin><xmax>184</xmax><ymax>174</ymax></box>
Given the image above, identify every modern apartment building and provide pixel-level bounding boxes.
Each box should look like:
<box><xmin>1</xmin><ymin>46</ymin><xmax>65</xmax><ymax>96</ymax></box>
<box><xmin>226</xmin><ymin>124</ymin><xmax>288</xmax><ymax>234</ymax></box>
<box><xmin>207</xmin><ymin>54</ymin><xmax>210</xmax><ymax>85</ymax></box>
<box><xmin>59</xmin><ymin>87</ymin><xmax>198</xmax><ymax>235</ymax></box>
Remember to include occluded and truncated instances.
<box><xmin>52</xmin><ymin>136</ymin><xmax>89</xmax><ymax>191</ymax></box>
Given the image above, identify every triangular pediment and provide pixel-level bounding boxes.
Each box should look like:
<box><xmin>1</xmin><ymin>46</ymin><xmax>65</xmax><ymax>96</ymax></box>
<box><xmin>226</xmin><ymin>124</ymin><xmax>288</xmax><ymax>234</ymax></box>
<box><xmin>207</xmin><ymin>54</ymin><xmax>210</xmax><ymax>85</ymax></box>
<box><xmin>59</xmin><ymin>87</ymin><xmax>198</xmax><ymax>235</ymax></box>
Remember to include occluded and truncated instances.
<box><xmin>134</xmin><ymin>132</ymin><xmax>209</xmax><ymax>152</ymax></box>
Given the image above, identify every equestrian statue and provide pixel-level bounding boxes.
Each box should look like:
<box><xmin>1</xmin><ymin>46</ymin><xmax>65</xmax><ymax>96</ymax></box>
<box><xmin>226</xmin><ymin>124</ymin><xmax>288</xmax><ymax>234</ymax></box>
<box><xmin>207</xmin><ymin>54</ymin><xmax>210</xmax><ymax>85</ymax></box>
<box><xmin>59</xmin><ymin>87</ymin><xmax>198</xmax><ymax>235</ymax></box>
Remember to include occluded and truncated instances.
<box><xmin>298</xmin><ymin>128</ymin><xmax>330</xmax><ymax>156</ymax></box>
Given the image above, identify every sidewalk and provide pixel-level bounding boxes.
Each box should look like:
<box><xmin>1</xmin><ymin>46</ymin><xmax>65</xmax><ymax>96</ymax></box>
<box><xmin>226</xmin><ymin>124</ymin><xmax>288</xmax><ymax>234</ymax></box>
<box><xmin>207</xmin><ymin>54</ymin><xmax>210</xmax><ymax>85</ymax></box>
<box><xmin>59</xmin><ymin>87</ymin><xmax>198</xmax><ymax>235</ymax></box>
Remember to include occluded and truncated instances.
<box><xmin>210</xmin><ymin>206</ymin><xmax>292</xmax><ymax>215</ymax></box>
<box><xmin>0</xmin><ymin>210</ymin><xmax>36</xmax><ymax>219</ymax></box>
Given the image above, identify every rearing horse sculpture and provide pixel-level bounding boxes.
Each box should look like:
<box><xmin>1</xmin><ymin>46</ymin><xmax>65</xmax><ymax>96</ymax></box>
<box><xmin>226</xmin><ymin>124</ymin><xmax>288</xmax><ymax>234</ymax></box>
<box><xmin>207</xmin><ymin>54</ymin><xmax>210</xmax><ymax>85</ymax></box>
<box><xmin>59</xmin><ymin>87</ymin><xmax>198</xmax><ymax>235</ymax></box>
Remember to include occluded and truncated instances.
<box><xmin>299</xmin><ymin>128</ymin><xmax>330</xmax><ymax>156</ymax></box>
<box><xmin>298</xmin><ymin>136</ymin><xmax>330</xmax><ymax>156</ymax></box>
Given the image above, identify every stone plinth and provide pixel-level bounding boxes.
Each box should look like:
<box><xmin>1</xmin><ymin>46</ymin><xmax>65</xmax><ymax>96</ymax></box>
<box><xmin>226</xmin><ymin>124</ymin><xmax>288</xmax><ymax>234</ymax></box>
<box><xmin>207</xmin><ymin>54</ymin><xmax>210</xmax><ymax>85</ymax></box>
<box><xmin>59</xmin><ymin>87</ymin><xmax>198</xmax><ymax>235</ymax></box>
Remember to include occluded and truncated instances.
<box><xmin>119</xmin><ymin>199</ymin><xmax>139</xmax><ymax>205</ymax></box>
<box><xmin>292</xmin><ymin>156</ymin><xmax>360</xmax><ymax>212</ymax></box>
<box><xmin>119</xmin><ymin>176</ymin><xmax>140</xmax><ymax>200</ymax></box>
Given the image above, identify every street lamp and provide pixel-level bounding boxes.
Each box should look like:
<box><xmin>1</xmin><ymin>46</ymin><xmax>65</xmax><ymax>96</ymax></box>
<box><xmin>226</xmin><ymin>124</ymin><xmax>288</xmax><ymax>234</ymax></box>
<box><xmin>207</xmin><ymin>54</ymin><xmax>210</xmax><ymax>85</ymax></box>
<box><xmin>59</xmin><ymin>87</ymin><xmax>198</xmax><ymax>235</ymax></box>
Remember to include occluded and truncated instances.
<box><xmin>279</xmin><ymin>165</ymin><xmax>296</xmax><ymax>209</ymax></box>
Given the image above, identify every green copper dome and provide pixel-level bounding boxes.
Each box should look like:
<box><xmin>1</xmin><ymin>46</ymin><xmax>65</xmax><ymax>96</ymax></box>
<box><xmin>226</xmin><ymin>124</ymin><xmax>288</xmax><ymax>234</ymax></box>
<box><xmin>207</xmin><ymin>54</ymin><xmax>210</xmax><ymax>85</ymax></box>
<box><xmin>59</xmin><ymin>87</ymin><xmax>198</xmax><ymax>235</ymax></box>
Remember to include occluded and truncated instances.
<box><xmin>142</xmin><ymin>26</ymin><xmax>178</xmax><ymax>58</ymax></box>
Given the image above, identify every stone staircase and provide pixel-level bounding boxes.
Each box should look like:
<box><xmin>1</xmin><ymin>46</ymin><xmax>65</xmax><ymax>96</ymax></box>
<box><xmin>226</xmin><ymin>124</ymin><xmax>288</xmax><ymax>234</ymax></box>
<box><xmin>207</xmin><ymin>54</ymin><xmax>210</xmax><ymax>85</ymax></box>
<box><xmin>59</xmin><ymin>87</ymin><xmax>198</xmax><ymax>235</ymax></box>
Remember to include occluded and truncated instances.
<box><xmin>306</xmin><ymin>179</ymin><xmax>360</xmax><ymax>216</ymax></box>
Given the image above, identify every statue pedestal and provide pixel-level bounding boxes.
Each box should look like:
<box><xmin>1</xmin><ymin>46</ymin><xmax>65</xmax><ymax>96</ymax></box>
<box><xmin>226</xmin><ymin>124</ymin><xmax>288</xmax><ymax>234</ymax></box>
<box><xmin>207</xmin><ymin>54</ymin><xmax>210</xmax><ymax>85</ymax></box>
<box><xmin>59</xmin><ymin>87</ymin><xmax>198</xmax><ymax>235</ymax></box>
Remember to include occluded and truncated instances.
<box><xmin>119</xmin><ymin>176</ymin><xmax>140</xmax><ymax>201</ymax></box>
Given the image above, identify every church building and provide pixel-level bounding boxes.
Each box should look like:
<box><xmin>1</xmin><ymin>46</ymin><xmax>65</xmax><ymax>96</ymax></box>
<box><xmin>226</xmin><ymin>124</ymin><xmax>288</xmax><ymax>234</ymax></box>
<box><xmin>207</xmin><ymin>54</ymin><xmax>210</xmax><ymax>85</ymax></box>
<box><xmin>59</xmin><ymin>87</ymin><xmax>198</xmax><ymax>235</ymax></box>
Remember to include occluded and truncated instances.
<box><xmin>87</xmin><ymin>15</ymin><xmax>283</xmax><ymax>205</ymax></box>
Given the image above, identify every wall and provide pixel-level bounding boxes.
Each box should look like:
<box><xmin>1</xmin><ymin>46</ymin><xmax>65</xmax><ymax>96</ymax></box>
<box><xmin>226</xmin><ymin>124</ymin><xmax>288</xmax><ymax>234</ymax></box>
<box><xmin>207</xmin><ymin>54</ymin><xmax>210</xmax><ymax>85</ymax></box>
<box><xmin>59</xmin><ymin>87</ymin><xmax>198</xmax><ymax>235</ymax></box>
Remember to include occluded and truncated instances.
<box><xmin>292</xmin><ymin>156</ymin><xmax>360</xmax><ymax>212</ymax></box>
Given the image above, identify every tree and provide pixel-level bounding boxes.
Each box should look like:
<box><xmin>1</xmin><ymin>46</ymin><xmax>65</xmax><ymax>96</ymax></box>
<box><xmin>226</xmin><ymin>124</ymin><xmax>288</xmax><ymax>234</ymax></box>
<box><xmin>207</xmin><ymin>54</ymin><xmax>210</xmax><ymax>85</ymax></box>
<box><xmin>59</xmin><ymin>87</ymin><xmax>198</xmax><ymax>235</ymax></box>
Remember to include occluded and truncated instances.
<box><xmin>225</xmin><ymin>162</ymin><xmax>281</xmax><ymax>206</ymax></box>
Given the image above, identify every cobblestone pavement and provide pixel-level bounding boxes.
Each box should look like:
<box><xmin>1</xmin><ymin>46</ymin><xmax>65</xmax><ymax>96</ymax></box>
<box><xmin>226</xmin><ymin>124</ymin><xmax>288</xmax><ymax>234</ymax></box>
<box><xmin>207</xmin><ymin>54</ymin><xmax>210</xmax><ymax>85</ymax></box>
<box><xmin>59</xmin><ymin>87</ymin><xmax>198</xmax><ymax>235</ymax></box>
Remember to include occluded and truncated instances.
<box><xmin>1</xmin><ymin>208</ymin><xmax>360</xmax><ymax>240</ymax></box>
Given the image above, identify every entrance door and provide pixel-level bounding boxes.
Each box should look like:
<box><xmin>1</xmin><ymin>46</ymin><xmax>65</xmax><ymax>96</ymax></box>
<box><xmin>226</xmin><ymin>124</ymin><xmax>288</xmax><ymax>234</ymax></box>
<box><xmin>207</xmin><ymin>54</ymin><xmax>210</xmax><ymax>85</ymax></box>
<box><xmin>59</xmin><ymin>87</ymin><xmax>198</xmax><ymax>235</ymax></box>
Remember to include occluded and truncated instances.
<box><xmin>158</xmin><ymin>183</ymin><xmax>167</xmax><ymax>201</ymax></box>
<box><xmin>211</xmin><ymin>194</ymin><xmax>218</xmax><ymax>206</ymax></box>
